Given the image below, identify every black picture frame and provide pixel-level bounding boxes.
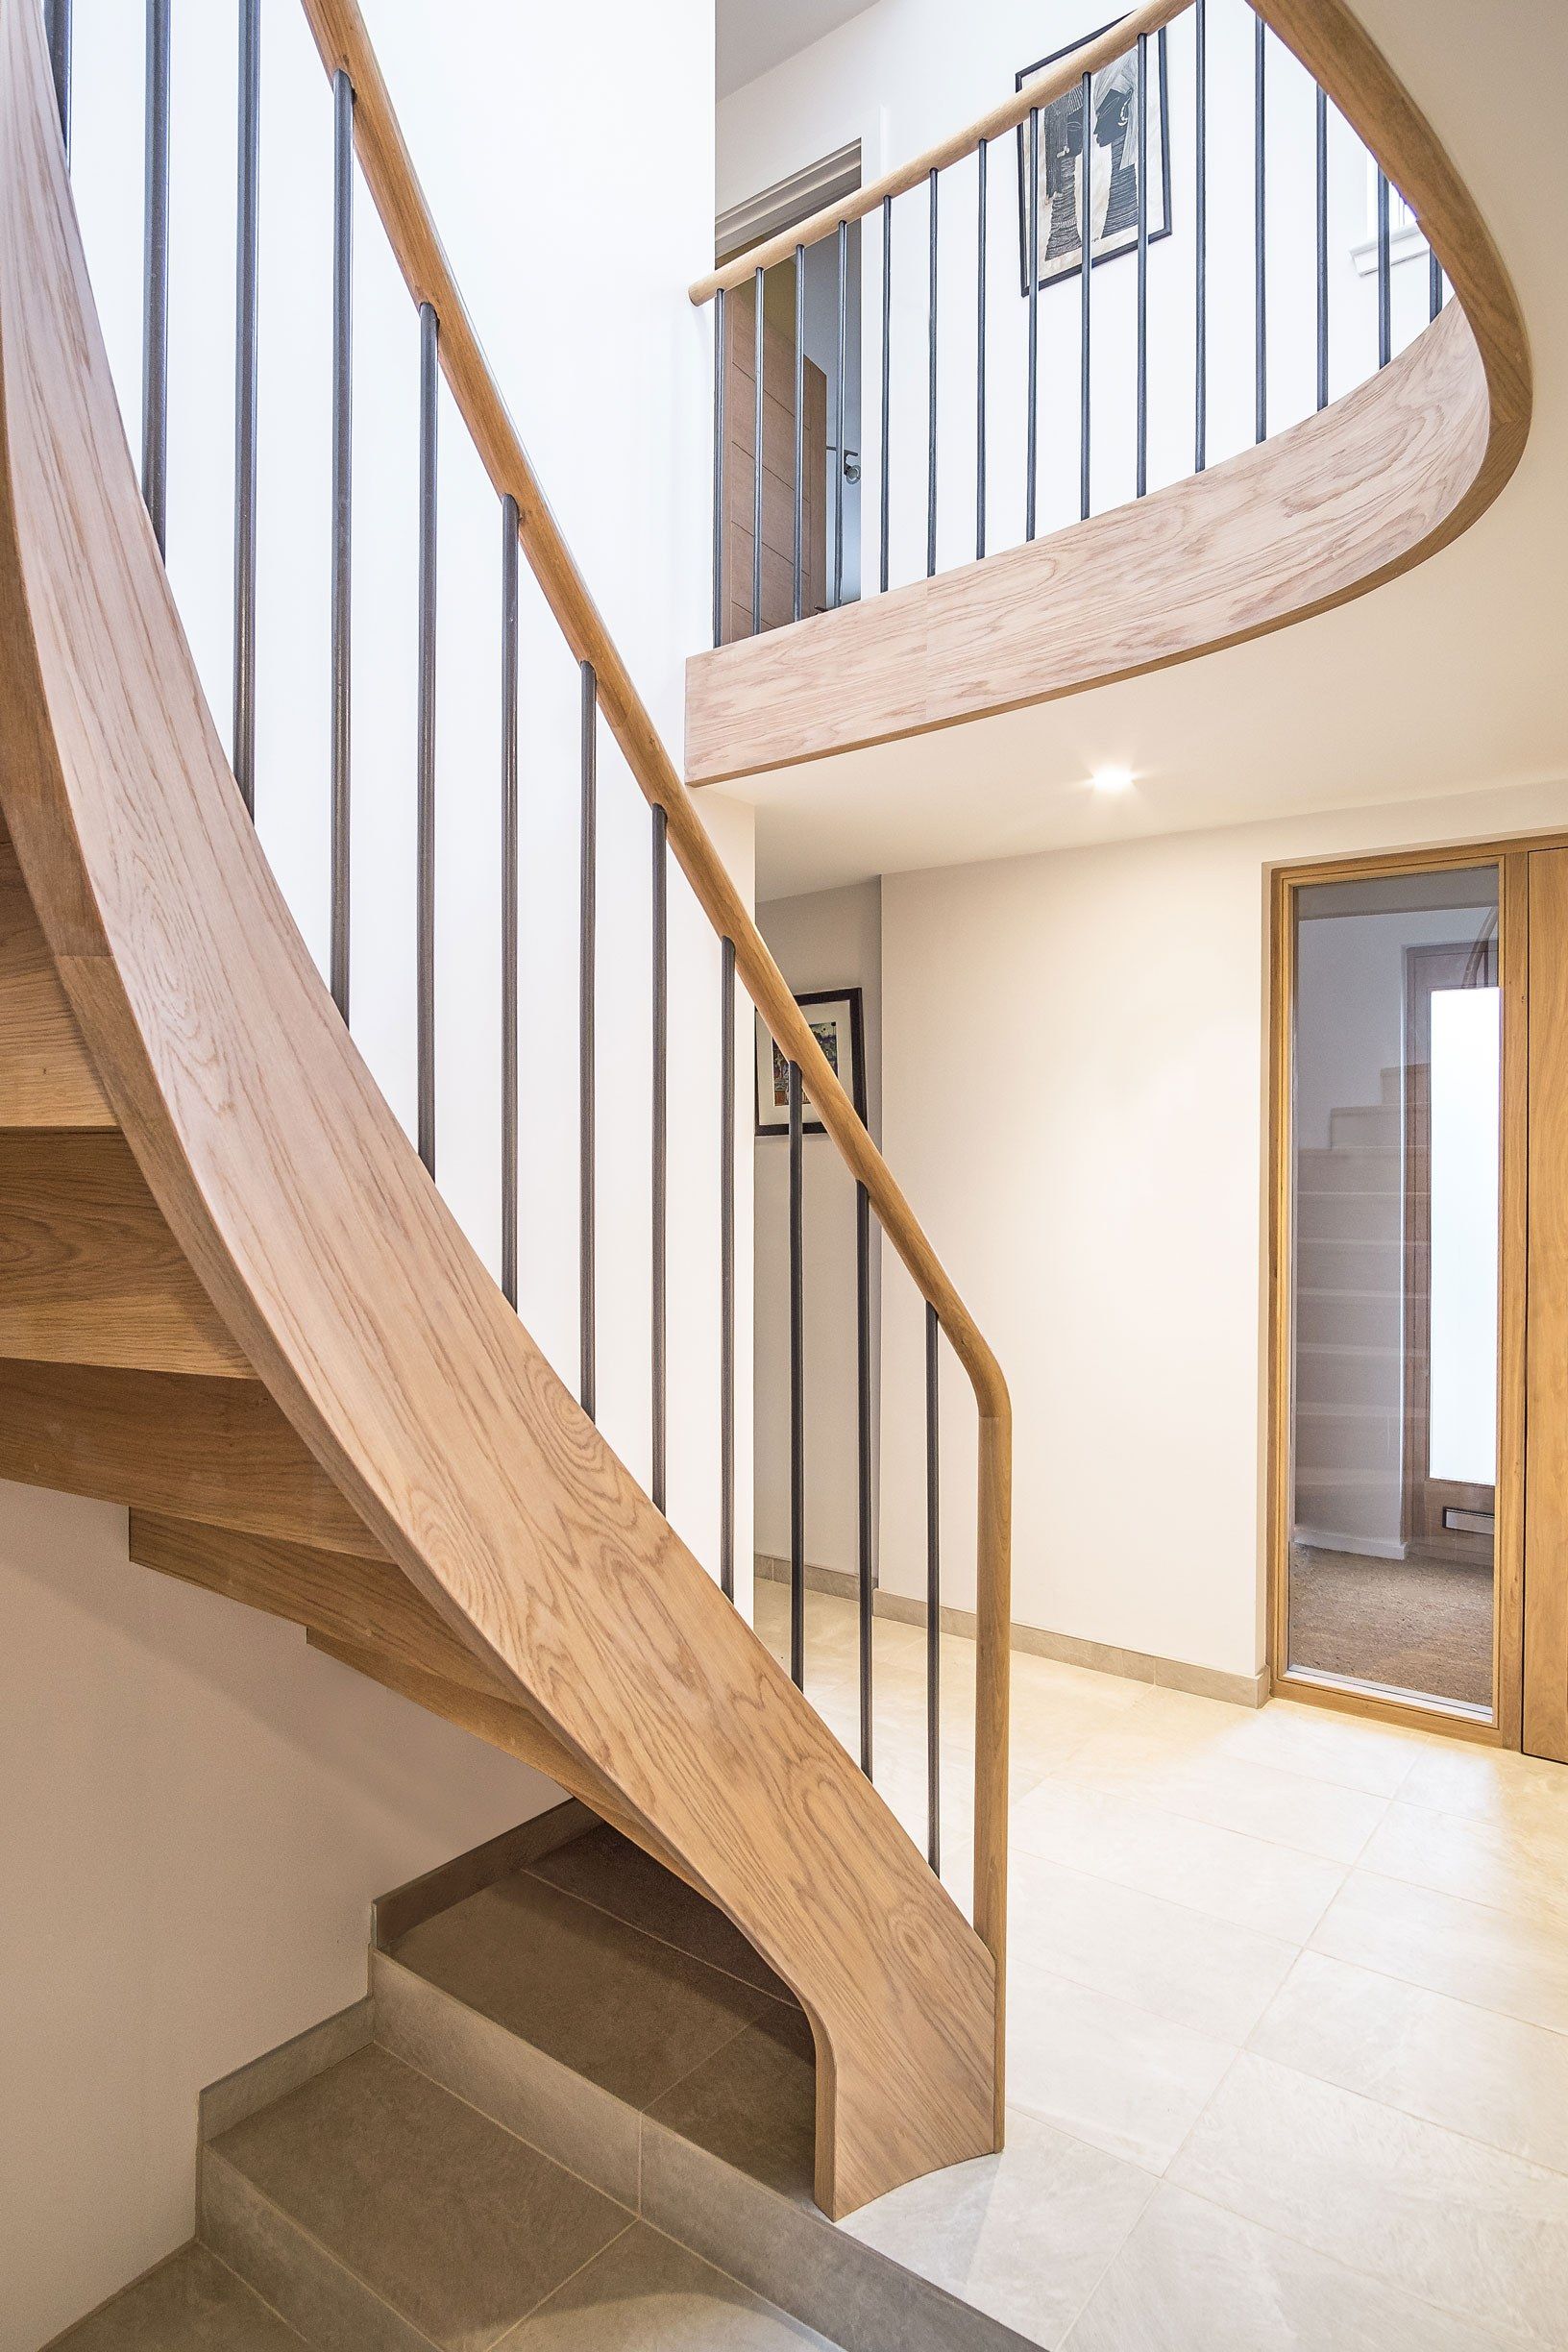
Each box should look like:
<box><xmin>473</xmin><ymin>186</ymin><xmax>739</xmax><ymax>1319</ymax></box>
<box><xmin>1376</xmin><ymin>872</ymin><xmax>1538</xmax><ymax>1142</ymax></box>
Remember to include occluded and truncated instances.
<box><xmin>1015</xmin><ymin>21</ymin><xmax>1172</xmax><ymax>296</ymax></box>
<box><xmin>755</xmin><ymin>987</ymin><xmax>868</xmax><ymax>1139</ymax></box>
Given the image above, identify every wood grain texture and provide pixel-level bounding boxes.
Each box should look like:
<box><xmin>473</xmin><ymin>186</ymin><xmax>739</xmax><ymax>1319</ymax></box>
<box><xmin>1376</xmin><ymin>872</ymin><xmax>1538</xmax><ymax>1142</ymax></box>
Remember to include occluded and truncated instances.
<box><xmin>0</xmin><ymin>806</ymin><xmax>113</xmax><ymax>1125</ymax></box>
<box><xmin>0</xmin><ymin>0</ymin><xmax>998</xmax><ymax>2216</ymax></box>
<box><xmin>0</xmin><ymin>1360</ymin><xmax>381</xmax><ymax>1555</ymax></box>
<box><xmin>688</xmin><ymin>0</ymin><xmax>1190</xmax><ymax>301</ymax></box>
<box><xmin>684</xmin><ymin>0</ymin><xmax>1531</xmax><ymax>788</ymax></box>
<box><xmin>1525</xmin><ymin>851</ymin><xmax>1568</xmax><ymax>1763</ymax></box>
<box><xmin>0</xmin><ymin>1129</ymin><xmax>250</xmax><ymax>1374</ymax></box>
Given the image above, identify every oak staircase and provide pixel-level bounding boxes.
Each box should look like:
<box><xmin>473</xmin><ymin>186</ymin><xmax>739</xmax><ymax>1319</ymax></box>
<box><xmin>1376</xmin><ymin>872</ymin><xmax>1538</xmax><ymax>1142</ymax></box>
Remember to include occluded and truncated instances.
<box><xmin>0</xmin><ymin>0</ymin><xmax>1009</xmax><ymax>2224</ymax></box>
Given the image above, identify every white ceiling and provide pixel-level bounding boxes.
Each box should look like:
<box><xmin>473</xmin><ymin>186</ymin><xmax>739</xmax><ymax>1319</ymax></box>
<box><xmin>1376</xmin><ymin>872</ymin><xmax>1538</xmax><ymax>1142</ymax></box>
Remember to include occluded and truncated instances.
<box><xmin>717</xmin><ymin>0</ymin><xmax>882</xmax><ymax>101</ymax></box>
<box><xmin>733</xmin><ymin>0</ymin><xmax>1568</xmax><ymax>902</ymax></box>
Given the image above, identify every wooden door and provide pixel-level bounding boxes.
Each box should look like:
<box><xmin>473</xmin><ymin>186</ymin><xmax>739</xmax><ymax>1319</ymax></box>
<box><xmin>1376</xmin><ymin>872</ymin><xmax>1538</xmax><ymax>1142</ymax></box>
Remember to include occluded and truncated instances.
<box><xmin>1525</xmin><ymin>848</ymin><xmax>1568</xmax><ymax>1760</ymax></box>
<box><xmin>723</xmin><ymin>277</ymin><xmax>828</xmax><ymax>644</ymax></box>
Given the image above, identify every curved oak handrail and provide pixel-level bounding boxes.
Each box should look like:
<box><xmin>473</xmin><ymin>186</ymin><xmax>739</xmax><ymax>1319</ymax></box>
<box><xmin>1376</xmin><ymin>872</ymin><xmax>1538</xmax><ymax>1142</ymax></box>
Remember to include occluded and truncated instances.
<box><xmin>0</xmin><ymin>0</ymin><xmax>999</xmax><ymax>2217</ymax></box>
<box><xmin>689</xmin><ymin>0</ymin><xmax>1192</xmax><ymax>302</ymax></box>
<box><xmin>683</xmin><ymin>0</ymin><xmax>1532</xmax><ymax>785</ymax></box>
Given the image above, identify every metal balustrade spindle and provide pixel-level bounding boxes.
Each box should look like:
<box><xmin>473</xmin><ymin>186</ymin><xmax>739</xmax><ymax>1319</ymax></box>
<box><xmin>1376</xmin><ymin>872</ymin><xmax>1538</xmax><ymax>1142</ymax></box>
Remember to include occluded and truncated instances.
<box><xmin>926</xmin><ymin>168</ymin><xmax>939</xmax><ymax>577</ymax></box>
<box><xmin>416</xmin><ymin>303</ymin><xmax>438</xmax><ymax>1176</ymax></box>
<box><xmin>1430</xmin><ymin>247</ymin><xmax>1443</xmax><ymax>323</ymax></box>
<box><xmin>141</xmin><ymin>0</ymin><xmax>170</xmax><ymax>553</ymax></box>
<box><xmin>331</xmin><ymin>67</ymin><xmax>354</xmax><ymax>1020</ymax></box>
<box><xmin>579</xmin><ymin>659</ymin><xmax>598</xmax><ymax>1418</ymax></box>
<box><xmin>857</xmin><ymin>1182</ymin><xmax>874</xmax><ymax>1775</ymax></box>
<box><xmin>1026</xmin><ymin>109</ymin><xmax>1039</xmax><ymax>542</ymax></box>
<box><xmin>711</xmin><ymin>286</ymin><xmax>725</xmax><ymax>647</ymax></box>
<box><xmin>834</xmin><ymin>219</ymin><xmax>848</xmax><ymax>607</ymax></box>
<box><xmin>789</xmin><ymin>1059</ymin><xmax>805</xmax><ymax>1685</ymax></box>
<box><xmin>975</xmin><ymin>138</ymin><xmax>988</xmax><ymax>563</ymax></box>
<box><xmin>44</xmin><ymin>0</ymin><xmax>71</xmax><ymax>160</ymax></box>
<box><xmin>1136</xmin><ymin>34</ymin><xmax>1149</xmax><ymax>498</ymax></box>
<box><xmin>1377</xmin><ymin>169</ymin><xmax>1392</xmax><ymax>367</ymax></box>
<box><xmin>925</xmin><ymin>1301</ymin><xmax>941</xmax><ymax>1871</ymax></box>
<box><xmin>1315</xmin><ymin>86</ymin><xmax>1329</xmax><ymax>411</ymax></box>
<box><xmin>501</xmin><ymin>497</ymin><xmax>520</xmax><ymax>1308</ymax></box>
<box><xmin>233</xmin><ymin>0</ymin><xmax>260</xmax><ymax>815</ymax></box>
<box><xmin>720</xmin><ymin>937</ymin><xmax>737</xmax><ymax>1601</ymax></box>
<box><xmin>751</xmin><ymin>264</ymin><xmax>764</xmax><ymax>635</ymax></box>
<box><xmin>1194</xmin><ymin>0</ymin><xmax>1207</xmax><ymax>473</ymax></box>
<box><xmin>651</xmin><ymin>803</ymin><xmax>669</xmax><ymax>1512</ymax></box>
<box><xmin>879</xmin><ymin>195</ymin><xmax>892</xmax><ymax>595</ymax></box>
<box><xmin>793</xmin><ymin>245</ymin><xmax>805</xmax><ymax>621</ymax></box>
<box><xmin>1079</xmin><ymin>67</ymin><xmax>1092</xmax><ymax>520</ymax></box>
<box><xmin>1254</xmin><ymin>15</ymin><xmax>1267</xmax><ymax>444</ymax></box>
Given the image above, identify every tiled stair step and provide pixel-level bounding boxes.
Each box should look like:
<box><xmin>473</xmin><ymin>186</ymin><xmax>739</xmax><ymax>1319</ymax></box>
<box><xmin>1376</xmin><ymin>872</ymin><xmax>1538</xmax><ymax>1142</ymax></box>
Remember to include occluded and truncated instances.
<box><xmin>1296</xmin><ymin>1236</ymin><xmax>1415</xmax><ymax>1295</ymax></box>
<box><xmin>1292</xmin><ymin>1403</ymin><xmax>1403</xmax><ymax>1475</ymax></box>
<box><xmin>1294</xmin><ymin>1341</ymin><xmax>1407</xmax><ymax>1409</ymax></box>
<box><xmin>369</xmin><ymin>1818</ymin><xmax>1037</xmax><ymax>2352</ymax></box>
<box><xmin>44</xmin><ymin>2243</ymin><xmax>305</xmax><ymax>2351</ymax></box>
<box><xmin>1295</xmin><ymin>1288</ymin><xmax>1403</xmax><ymax>1349</ymax></box>
<box><xmin>1329</xmin><ymin>1103</ymin><xmax>1401</xmax><ymax>1148</ymax></box>
<box><xmin>201</xmin><ymin>2039</ymin><xmax>843</xmax><ymax>2352</ymax></box>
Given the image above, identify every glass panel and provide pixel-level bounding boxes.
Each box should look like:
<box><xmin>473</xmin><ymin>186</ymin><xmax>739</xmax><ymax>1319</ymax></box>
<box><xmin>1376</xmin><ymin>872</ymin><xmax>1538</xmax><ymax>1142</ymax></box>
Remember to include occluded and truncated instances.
<box><xmin>1288</xmin><ymin>865</ymin><xmax>1501</xmax><ymax>1716</ymax></box>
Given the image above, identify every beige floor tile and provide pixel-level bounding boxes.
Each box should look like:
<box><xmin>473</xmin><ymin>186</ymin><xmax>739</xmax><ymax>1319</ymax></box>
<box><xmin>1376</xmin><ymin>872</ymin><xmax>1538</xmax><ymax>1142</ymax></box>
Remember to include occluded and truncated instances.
<box><xmin>1008</xmin><ymin>1850</ymin><xmax>1298</xmax><ymax>2044</ymax></box>
<box><xmin>1065</xmin><ymin>2182</ymin><xmax>1534</xmax><ymax>2352</ymax></box>
<box><xmin>503</xmin><ymin>2222</ymin><xmax>834</xmax><ymax>2349</ymax></box>
<box><xmin>1170</xmin><ymin>2051</ymin><xmax>1568</xmax><ymax>2343</ymax></box>
<box><xmin>1005</xmin><ymin>1966</ymin><xmax>1237</xmax><ymax>2171</ymax></box>
<box><xmin>1360</xmin><ymin>1801</ymin><xmax>1568</xmax><ymax>1932</ymax></box>
<box><xmin>841</xmin><ymin>2103</ymin><xmax>1155</xmax><ymax>2345</ymax></box>
<box><xmin>1209</xmin><ymin>1698</ymin><xmax>1435</xmax><ymax>1797</ymax></box>
<box><xmin>1010</xmin><ymin>1779</ymin><xmax>1346</xmax><ymax>1943</ymax></box>
<box><xmin>1250</xmin><ymin>1948</ymin><xmax>1568</xmax><ymax>2176</ymax></box>
<box><xmin>1399</xmin><ymin>1745</ymin><xmax>1568</xmax><ymax>1832</ymax></box>
<box><xmin>1313</xmin><ymin>1869</ymin><xmax>1568</xmax><ymax>2037</ymax></box>
<box><xmin>45</xmin><ymin>2244</ymin><xmax>306</xmax><ymax>2352</ymax></box>
<box><xmin>1056</xmin><ymin>1722</ymin><xmax>1389</xmax><ymax>1863</ymax></box>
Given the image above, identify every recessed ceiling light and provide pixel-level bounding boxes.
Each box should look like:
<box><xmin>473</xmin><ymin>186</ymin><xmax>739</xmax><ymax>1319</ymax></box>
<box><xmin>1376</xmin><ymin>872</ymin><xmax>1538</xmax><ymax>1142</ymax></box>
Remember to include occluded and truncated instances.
<box><xmin>1090</xmin><ymin>766</ymin><xmax>1134</xmax><ymax>795</ymax></box>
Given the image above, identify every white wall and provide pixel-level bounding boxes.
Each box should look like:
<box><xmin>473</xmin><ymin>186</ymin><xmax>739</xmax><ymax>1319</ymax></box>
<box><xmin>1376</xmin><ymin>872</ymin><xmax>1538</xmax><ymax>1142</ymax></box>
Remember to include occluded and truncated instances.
<box><xmin>0</xmin><ymin>1483</ymin><xmax>558</xmax><ymax>2352</ymax></box>
<box><xmin>719</xmin><ymin>0</ymin><xmax>1436</xmax><ymax>596</ymax></box>
<box><xmin>873</xmin><ymin>779</ymin><xmax>1567</xmax><ymax>1682</ymax></box>
<box><xmin>6</xmin><ymin>1</ymin><xmax>735</xmax><ymax>2337</ymax></box>
<box><xmin>755</xmin><ymin>883</ymin><xmax>882</xmax><ymax>1580</ymax></box>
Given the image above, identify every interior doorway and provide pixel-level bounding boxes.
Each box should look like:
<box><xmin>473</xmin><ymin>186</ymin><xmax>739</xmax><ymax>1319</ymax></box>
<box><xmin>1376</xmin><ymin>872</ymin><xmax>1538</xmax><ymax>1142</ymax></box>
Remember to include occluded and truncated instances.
<box><xmin>715</xmin><ymin>147</ymin><xmax>862</xmax><ymax>642</ymax></box>
<box><xmin>1268</xmin><ymin>844</ymin><xmax>1529</xmax><ymax>1746</ymax></box>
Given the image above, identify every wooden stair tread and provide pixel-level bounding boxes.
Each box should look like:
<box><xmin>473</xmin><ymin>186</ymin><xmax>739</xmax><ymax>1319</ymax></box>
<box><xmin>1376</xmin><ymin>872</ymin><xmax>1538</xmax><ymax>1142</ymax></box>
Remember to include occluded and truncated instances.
<box><xmin>0</xmin><ymin>812</ymin><xmax>115</xmax><ymax>1129</ymax></box>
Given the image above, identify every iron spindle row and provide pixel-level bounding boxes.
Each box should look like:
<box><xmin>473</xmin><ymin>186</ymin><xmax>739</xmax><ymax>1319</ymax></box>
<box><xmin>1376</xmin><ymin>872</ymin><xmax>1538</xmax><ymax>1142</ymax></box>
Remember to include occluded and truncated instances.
<box><xmin>500</xmin><ymin>498</ymin><xmax>521</xmax><ymax>1310</ymax></box>
<box><xmin>856</xmin><ymin>1181</ymin><xmax>874</xmax><ymax>1776</ymax></box>
<box><xmin>233</xmin><ymin>0</ymin><xmax>260</xmax><ymax>816</ymax></box>
<box><xmin>578</xmin><ymin>659</ymin><xmax>598</xmax><ymax>1420</ymax></box>
<box><xmin>331</xmin><ymin>67</ymin><xmax>354</xmax><ymax>1021</ymax></box>
<box><xmin>416</xmin><ymin>302</ymin><xmax>438</xmax><ymax>1176</ymax></box>
<box><xmin>788</xmin><ymin>1059</ymin><xmax>805</xmax><ymax>1688</ymax></box>
<box><xmin>141</xmin><ymin>0</ymin><xmax>170</xmax><ymax>554</ymax></box>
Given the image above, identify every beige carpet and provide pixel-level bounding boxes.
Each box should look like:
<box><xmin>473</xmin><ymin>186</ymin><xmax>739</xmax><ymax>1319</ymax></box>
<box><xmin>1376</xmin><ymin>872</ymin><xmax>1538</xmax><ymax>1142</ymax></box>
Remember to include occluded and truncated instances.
<box><xmin>1288</xmin><ymin>1544</ymin><xmax>1493</xmax><ymax>1709</ymax></box>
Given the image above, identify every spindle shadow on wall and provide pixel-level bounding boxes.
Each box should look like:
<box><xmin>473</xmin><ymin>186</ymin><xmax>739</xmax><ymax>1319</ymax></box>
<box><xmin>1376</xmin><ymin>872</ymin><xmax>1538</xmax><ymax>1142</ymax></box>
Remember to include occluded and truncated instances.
<box><xmin>42</xmin><ymin>0</ymin><xmax>1010</xmax><ymax>1939</ymax></box>
<box><xmin>694</xmin><ymin>0</ymin><xmax>1448</xmax><ymax>639</ymax></box>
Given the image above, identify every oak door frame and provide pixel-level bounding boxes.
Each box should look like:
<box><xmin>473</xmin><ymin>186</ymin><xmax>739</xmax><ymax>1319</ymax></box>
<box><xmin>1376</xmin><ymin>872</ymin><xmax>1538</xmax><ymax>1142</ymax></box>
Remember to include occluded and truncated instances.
<box><xmin>1266</xmin><ymin>839</ymin><xmax>1531</xmax><ymax>1748</ymax></box>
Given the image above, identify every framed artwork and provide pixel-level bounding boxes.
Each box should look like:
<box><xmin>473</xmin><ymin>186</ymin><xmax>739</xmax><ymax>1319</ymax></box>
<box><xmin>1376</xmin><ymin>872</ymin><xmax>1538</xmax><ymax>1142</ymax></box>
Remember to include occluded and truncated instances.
<box><xmin>1016</xmin><ymin>22</ymin><xmax>1171</xmax><ymax>294</ymax></box>
<box><xmin>755</xmin><ymin>988</ymin><xmax>867</xmax><ymax>1138</ymax></box>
